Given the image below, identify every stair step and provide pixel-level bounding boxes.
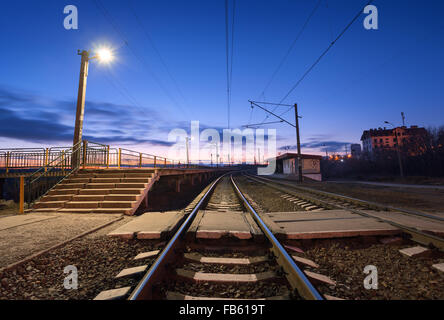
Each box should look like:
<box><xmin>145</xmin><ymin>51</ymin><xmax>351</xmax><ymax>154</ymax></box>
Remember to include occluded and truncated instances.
<box><xmin>32</xmin><ymin>208</ymin><xmax>61</xmax><ymax>212</ymax></box>
<box><xmin>100</xmin><ymin>201</ymin><xmax>135</xmax><ymax>208</ymax></box>
<box><xmin>78</xmin><ymin>189</ymin><xmax>111</xmax><ymax>195</ymax></box>
<box><xmin>104</xmin><ymin>194</ymin><xmax>139</xmax><ymax>201</ymax></box>
<box><xmin>116</xmin><ymin>183</ymin><xmax>147</xmax><ymax>188</ymax></box>
<box><xmin>124</xmin><ymin>173</ymin><xmax>154</xmax><ymax>178</ymax></box>
<box><xmin>90</xmin><ymin>178</ymin><xmax>122</xmax><ymax>183</ymax></box>
<box><xmin>65</xmin><ymin>178</ymin><xmax>90</xmax><ymax>183</ymax></box>
<box><xmin>109</xmin><ymin>188</ymin><xmax>144</xmax><ymax>195</ymax></box>
<box><xmin>93</xmin><ymin>173</ymin><xmax>125</xmax><ymax>178</ymax></box>
<box><xmin>48</xmin><ymin>189</ymin><xmax>80</xmax><ymax>196</ymax></box>
<box><xmin>58</xmin><ymin>208</ymin><xmax>96</xmax><ymax>213</ymax></box>
<box><xmin>41</xmin><ymin>195</ymin><xmax>74</xmax><ymax>202</ymax></box>
<box><xmin>120</xmin><ymin>178</ymin><xmax>151</xmax><ymax>183</ymax></box>
<box><xmin>33</xmin><ymin>201</ymin><xmax>66</xmax><ymax>209</ymax></box>
<box><xmin>80</xmin><ymin>169</ymin><xmax>155</xmax><ymax>174</ymax></box>
<box><xmin>93</xmin><ymin>208</ymin><xmax>132</xmax><ymax>214</ymax></box>
<box><xmin>86</xmin><ymin>183</ymin><xmax>116</xmax><ymax>189</ymax></box>
<box><xmin>55</xmin><ymin>183</ymin><xmax>86</xmax><ymax>189</ymax></box>
<box><xmin>64</xmin><ymin>201</ymin><xmax>99</xmax><ymax>209</ymax></box>
<box><xmin>73</xmin><ymin>195</ymin><xmax>105</xmax><ymax>201</ymax></box>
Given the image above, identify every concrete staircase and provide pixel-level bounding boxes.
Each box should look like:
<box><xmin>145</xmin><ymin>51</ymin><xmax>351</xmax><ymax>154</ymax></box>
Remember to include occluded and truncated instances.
<box><xmin>32</xmin><ymin>169</ymin><xmax>159</xmax><ymax>215</ymax></box>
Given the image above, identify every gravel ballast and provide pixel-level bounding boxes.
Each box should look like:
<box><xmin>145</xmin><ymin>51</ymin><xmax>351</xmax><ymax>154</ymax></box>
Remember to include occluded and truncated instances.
<box><xmin>0</xmin><ymin>229</ymin><xmax>163</xmax><ymax>300</ymax></box>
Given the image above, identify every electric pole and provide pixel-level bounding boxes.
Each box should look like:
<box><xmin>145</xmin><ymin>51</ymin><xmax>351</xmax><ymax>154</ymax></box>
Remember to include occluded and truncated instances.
<box><xmin>294</xmin><ymin>104</ymin><xmax>303</xmax><ymax>183</ymax></box>
<box><xmin>385</xmin><ymin>121</ymin><xmax>404</xmax><ymax>178</ymax></box>
<box><xmin>72</xmin><ymin>50</ymin><xmax>90</xmax><ymax>168</ymax></box>
<box><xmin>245</xmin><ymin>100</ymin><xmax>303</xmax><ymax>181</ymax></box>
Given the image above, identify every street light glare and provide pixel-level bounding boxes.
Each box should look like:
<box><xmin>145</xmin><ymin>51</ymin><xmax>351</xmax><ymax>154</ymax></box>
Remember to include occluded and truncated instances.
<box><xmin>96</xmin><ymin>48</ymin><xmax>113</xmax><ymax>63</ymax></box>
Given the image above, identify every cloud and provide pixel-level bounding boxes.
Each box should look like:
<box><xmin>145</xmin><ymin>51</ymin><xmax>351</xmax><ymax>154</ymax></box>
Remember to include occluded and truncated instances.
<box><xmin>279</xmin><ymin>137</ymin><xmax>355</xmax><ymax>153</ymax></box>
<box><xmin>0</xmin><ymin>86</ymin><xmax>288</xmax><ymax>150</ymax></box>
<box><xmin>0</xmin><ymin>86</ymin><xmax>168</xmax><ymax>145</ymax></box>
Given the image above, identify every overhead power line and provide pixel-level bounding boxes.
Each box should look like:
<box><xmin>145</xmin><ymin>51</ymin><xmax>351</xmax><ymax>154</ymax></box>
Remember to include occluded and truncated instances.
<box><xmin>259</xmin><ymin>0</ymin><xmax>323</xmax><ymax>98</ymax></box>
<box><xmin>92</xmin><ymin>0</ymin><xmax>187</xmax><ymax>116</ymax></box>
<box><xmin>255</xmin><ymin>0</ymin><xmax>374</xmax><ymax>127</ymax></box>
<box><xmin>128</xmin><ymin>1</ymin><xmax>191</xmax><ymax>114</ymax></box>
<box><xmin>279</xmin><ymin>0</ymin><xmax>375</xmax><ymax>104</ymax></box>
<box><xmin>225</xmin><ymin>0</ymin><xmax>236</xmax><ymax>129</ymax></box>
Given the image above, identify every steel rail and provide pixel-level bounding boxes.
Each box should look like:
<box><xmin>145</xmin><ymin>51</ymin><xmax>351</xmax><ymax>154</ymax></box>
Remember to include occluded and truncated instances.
<box><xmin>247</xmin><ymin>174</ymin><xmax>444</xmax><ymax>251</ymax></box>
<box><xmin>255</xmin><ymin>175</ymin><xmax>444</xmax><ymax>222</ymax></box>
<box><xmin>230</xmin><ymin>175</ymin><xmax>323</xmax><ymax>300</ymax></box>
<box><xmin>128</xmin><ymin>173</ymin><xmax>230</xmax><ymax>300</ymax></box>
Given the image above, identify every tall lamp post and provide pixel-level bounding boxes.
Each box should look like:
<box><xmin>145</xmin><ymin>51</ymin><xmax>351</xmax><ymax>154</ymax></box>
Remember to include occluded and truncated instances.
<box><xmin>384</xmin><ymin>121</ymin><xmax>404</xmax><ymax>178</ymax></box>
<box><xmin>72</xmin><ymin>48</ymin><xmax>114</xmax><ymax>168</ymax></box>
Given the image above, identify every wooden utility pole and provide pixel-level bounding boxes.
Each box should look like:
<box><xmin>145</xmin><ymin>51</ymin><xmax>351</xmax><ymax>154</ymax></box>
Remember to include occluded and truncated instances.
<box><xmin>294</xmin><ymin>104</ymin><xmax>303</xmax><ymax>182</ymax></box>
<box><xmin>72</xmin><ymin>50</ymin><xmax>90</xmax><ymax>168</ymax></box>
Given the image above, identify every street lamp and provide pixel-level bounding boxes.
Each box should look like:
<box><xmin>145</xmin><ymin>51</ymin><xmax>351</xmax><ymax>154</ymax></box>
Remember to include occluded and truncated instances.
<box><xmin>72</xmin><ymin>47</ymin><xmax>115</xmax><ymax>167</ymax></box>
<box><xmin>384</xmin><ymin>121</ymin><xmax>404</xmax><ymax>178</ymax></box>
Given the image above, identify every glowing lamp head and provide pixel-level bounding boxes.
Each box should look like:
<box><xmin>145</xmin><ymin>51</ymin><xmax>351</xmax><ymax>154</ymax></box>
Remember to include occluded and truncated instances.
<box><xmin>96</xmin><ymin>48</ymin><xmax>113</xmax><ymax>63</ymax></box>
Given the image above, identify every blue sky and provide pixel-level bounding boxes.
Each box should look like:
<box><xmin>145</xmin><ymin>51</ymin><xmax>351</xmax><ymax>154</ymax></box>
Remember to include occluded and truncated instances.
<box><xmin>1</xmin><ymin>0</ymin><xmax>444</xmax><ymax>159</ymax></box>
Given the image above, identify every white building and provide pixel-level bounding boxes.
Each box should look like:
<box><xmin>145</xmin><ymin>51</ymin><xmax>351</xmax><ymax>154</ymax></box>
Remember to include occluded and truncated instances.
<box><xmin>275</xmin><ymin>153</ymin><xmax>322</xmax><ymax>181</ymax></box>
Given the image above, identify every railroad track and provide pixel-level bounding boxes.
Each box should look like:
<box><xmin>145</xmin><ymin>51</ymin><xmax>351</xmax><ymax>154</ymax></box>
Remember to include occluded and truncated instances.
<box><xmin>244</xmin><ymin>174</ymin><xmax>444</xmax><ymax>251</ymax></box>
<box><xmin>95</xmin><ymin>173</ymin><xmax>330</xmax><ymax>300</ymax></box>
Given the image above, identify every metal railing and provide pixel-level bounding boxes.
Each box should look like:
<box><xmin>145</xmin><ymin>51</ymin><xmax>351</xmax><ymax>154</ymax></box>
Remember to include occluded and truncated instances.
<box><xmin>25</xmin><ymin>141</ymin><xmax>84</xmax><ymax>207</ymax></box>
<box><xmin>0</xmin><ymin>143</ymin><xmax>246</xmax><ymax>175</ymax></box>
<box><xmin>0</xmin><ymin>140</ymin><xmax>220</xmax><ymax>209</ymax></box>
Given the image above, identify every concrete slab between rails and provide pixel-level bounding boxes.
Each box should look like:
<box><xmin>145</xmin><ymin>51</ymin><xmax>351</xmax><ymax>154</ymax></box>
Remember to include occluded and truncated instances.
<box><xmin>360</xmin><ymin>210</ymin><xmax>444</xmax><ymax>236</ymax></box>
<box><xmin>262</xmin><ymin>210</ymin><xmax>400</xmax><ymax>240</ymax></box>
<box><xmin>432</xmin><ymin>263</ymin><xmax>444</xmax><ymax>273</ymax></box>
<box><xmin>399</xmin><ymin>246</ymin><xmax>431</xmax><ymax>258</ymax></box>
<box><xmin>190</xmin><ymin>210</ymin><xmax>261</xmax><ymax>240</ymax></box>
<box><xmin>107</xmin><ymin>211</ymin><xmax>184</xmax><ymax>239</ymax></box>
<box><xmin>166</xmin><ymin>291</ymin><xmax>290</xmax><ymax>300</ymax></box>
<box><xmin>176</xmin><ymin>268</ymin><xmax>277</xmax><ymax>283</ymax></box>
<box><xmin>184</xmin><ymin>252</ymin><xmax>268</xmax><ymax>265</ymax></box>
<box><xmin>0</xmin><ymin>214</ymin><xmax>58</xmax><ymax>231</ymax></box>
<box><xmin>93</xmin><ymin>287</ymin><xmax>132</xmax><ymax>300</ymax></box>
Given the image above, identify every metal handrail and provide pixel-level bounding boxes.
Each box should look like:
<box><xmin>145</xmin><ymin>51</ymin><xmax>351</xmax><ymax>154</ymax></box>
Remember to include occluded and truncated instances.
<box><xmin>28</xmin><ymin>141</ymin><xmax>82</xmax><ymax>183</ymax></box>
<box><xmin>0</xmin><ymin>148</ymin><xmax>46</xmax><ymax>152</ymax></box>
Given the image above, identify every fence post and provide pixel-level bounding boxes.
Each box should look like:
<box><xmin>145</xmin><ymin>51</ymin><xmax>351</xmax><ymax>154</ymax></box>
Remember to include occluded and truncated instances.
<box><xmin>164</xmin><ymin>158</ymin><xmax>167</xmax><ymax>168</ymax></box>
<box><xmin>154</xmin><ymin>156</ymin><xmax>156</xmax><ymax>168</ymax></box>
<box><xmin>139</xmin><ymin>153</ymin><xmax>142</xmax><ymax>168</ymax></box>
<box><xmin>19</xmin><ymin>176</ymin><xmax>24</xmax><ymax>214</ymax></box>
<box><xmin>44</xmin><ymin>148</ymin><xmax>49</xmax><ymax>172</ymax></box>
<box><xmin>106</xmin><ymin>145</ymin><xmax>110</xmax><ymax>169</ymax></box>
<box><xmin>5</xmin><ymin>152</ymin><xmax>10</xmax><ymax>174</ymax></box>
<box><xmin>118</xmin><ymin>148</ymin><xmax>122</xmax><ymax>169</ymax></box>
<box><xmin>62</xmin><ymin>151</ymin><xmax>65</xmax><ymax>173</ymax></box>
<box><xmin>82</xmin><ymin>140</ymin><xmax>88</xmax><ymax>170</ymax></box>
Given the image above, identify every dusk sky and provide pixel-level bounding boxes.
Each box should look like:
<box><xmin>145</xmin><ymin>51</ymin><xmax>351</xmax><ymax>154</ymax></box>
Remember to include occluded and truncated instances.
<box><xmin>1</xmin><ymin>0</ymin><xmax>444</xmax><ymax>161</ymax></box>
